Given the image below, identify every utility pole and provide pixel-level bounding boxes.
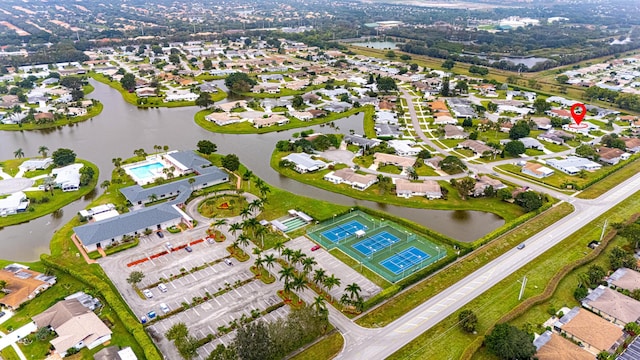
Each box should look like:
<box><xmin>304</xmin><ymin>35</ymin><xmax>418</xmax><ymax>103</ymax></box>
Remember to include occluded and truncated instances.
<box><xmin>518</xmin><ymin>276</ymin><xmax>527</xmax><ymax>301</ymax></box>
<box><xmin>600</xmin><ymin>219</ymin><xmax>608</xmax><ymax>242</ymax></box>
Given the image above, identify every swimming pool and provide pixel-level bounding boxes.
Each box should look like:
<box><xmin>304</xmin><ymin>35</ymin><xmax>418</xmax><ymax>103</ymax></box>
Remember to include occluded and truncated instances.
<box><xmin>128</xmin><ymin>162</ymin><xmax>164</xmax><ymax>181</ymax></box>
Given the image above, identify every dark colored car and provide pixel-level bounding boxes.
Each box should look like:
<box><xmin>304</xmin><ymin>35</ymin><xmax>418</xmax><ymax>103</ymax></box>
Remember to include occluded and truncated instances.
<box><xmin>185</xmin><ymin>246</ymin><xmax>193</xmax><ymax>252</ymax></box>
<box><xmin>157</xmin><ymin>231</ymin><xmax>164</xmax><ymax>238</ymax></box>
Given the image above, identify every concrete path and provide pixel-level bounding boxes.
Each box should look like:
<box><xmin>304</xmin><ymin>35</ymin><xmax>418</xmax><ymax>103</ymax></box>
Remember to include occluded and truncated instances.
<box><xmin>0</xmin><ymin>321</ymin><xmax>36</xmax><ymax>360</ymax></box>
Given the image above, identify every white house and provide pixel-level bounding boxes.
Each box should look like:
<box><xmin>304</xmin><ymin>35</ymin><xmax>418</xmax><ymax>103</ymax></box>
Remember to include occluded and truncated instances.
<box><xmin>546</xmin><ymin>156</ymin><xmax>602</xmax><ymax>175</ymax></box>
<box><xmin>323</xmin><ymin>168</ymin><xmax>378</xmax><ymax>191</ymax></box>
<box><xmin>51</xmin><ymin>163</ymin><xmax>83</xmax><ymax>192</ymax></box>
<box><xmin>0</xmin><ymin>192</ymin><xmax>29</xmax><ymax>215</ymax></box>
<box><xmin>522</xmin><ymin>162</ymin><xmax>554</xmax><ymax>178</ymax></box>
<box><xmin>388</xmin><ymin>140</ymin><xmax>421</xmax><ymax>156</ymax></box>
<box><xmin>19</xmin><ymin>158</ymin><xmax>53</xmax><ymax>171</ymax></box>
<box><xmin>282</xmin><ymin>153</ymin><xmax>327</xmax><ymax>173</ymax></box>
<box><xmin>395</xmin><ymin>179</ymin><xmax>441</xmax><ymax>199</ymax></box>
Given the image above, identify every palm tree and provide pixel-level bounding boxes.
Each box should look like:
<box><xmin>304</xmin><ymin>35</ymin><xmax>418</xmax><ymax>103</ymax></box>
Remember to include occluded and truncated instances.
<box><xmin>255</xmin><ymin>178</ymin><xmax>265</xmax><ymax>189</ymax></box>
<box><xmin>248</xmin><ymin>198</ymin><xmax>263</xmax><ymax>212</ymax></box>
<box><xmin>100</xmin><ymin>180</ymin><xmax>111</xmax><ymax>192</ymax></box>
<box><xmin>254</xmin><ymin>256</ymin><xmax>264</xmax><ymax>270</ymax></box>
<box><xmin>0</xmin><ymin>280</ymin><xmax>7</xmax><ymax>291</ymax></box>
<box><xmin>324</xmin><ymin>274</ymin><xmax>341</xmax><ymax>298</ymax></box>
<box><xmin>237</xmin><ymin>234</ymin><xmax>250</xmax><ymax>248</ymax></box>
<box><xmin>313</xmin><ymin>269</ymin><xmax>327</xmax><ymax>287</ymax></box>
<box><xmin>252</xmin><ymin>247</ymin><xmax>262</xmax><ymax>257</ymax></box>
<box><xmin>263</xmin><ymin>254</ymin><xmax>276</xmax><ymax>271</ymax></box>
<box><xmin>312</xmin><ymin>295</ymin><xmax>327</xmax><ymax>315</ymax></box>
<box><xmin>279</xmin><ymin>266</ymin><xmax>294</xmax><ymax>287</ymax></box>
<box><xmin>290</xmin><ymin>249</ymin><xmax>306</xmax><ymax>270</ymax></box>
<box><xmin>302</xmin><ymin>257</ymin><xmax>317</xmax><ymax>274</ymax></box>
<box><xmin>255</xmin><ymin>226</ymin><xmax>266</xmax><ymax>248</ymax></box>
<box><xmin>13</xmin><ymin>148</ymin><xmax>24</xmax><ymax>159</ymax></box>
<box><xmin>292</xmin><ymin>274</ymin><xmax>308</xmax><ymax>292</ymax></box>
<box><xmin>163</xmin><ymin>145</ymin><xmax>169</xmax><ymax>152</ymax></box>
<box><xmin>229</xmin><ymin>222</ymin><xmax>242</xmax><ymax>237</ymax></box>
<box><xmin>345</xmin><ymin>282</ymin><xmax>362</xmax><ymax>301</ymax></box>
<box><xmin>243</xmin><ymin>217</ymin><xmax>260</xmax><ymax>236</ymax></box>
<box><xmin>281</xmin><ymin>248</ymin><xmax>293</xmax><ymax>262</ymax></box>
<box><xmin>188</xmin><ymin>177</ymin><xmax>196</xmax><ymax>191</ymax></box>
<box><xmin>148</xmin><ymin>193</ymin><xmax>158</xmax><ymax>203</ymax></box>
<box><xmin>38</xmin><ymin>146</ymin><xmax>49</xmax><ymax>158</ymax></box>
<box><xmin>258</xmin><ymin>184</ymin><xmax>271</xmax><ymax>198</ymax></box>
<box><xmin>212</xmin><ymin>218</ymin><xmax>228</xmax><ymax>228</ymax></box>
<box><xmin>274</xmin><ymin>241</ymin><xmax>285</xmax><ymax>257</ymax></box>
<box><xmin>239</xmin><ymin>207</ymin><xmax>251</xmax><ymax>220</ymax></box>
<box><xmin>243</xmin><ymin>169</ymin><xmax>253</xmax><ymax>189</ymax></box>
<box><xmin>112</xmin><ymin>157</ymin><xmax>123</xmax><ymax>169</ymax></box>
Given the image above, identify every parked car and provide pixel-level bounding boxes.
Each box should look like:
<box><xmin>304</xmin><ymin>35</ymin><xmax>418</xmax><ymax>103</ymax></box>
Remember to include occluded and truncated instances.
<box><xmin>143</xmin><ymin>289</ymin><xmax>153</xmax><ymax>299</ymax></box>
<box><xmin>147</xmin><ymin>311</ymin><xmax>157</xmax><ymax>319</ymax></box>
<box><xmin>157</xmin><ymin>283</ymin><xmax>168</xmax><ymax>293</ymax></box>
<box><xmin>185</xmin><ymin>246</ymin><xmax>193</xmax><ymax>253</ymax></box>
<box><xmin>0</xmin><ymin>311</ymin><xmax>5</xmax><ymax>318</ymax></box>
<box><xmin>224</xmin><ymin>258</ymin><xmax>233</xmax><ymax>266</ymax></box>
<box><xmin>165</xmin><ymin>242</ymin><xmax>173</xmax><ymax>251</ymax></box>
<box><xmin>140</xmin><ymin>316</ymin><xmax>147</xmax><ymax>324</ymax></box>
<box><xmin>311</xmin><ymin>245</ymin><xmax>321</xmax><ymax>252</ymax></box>
<box><xmin>517</xmin><ymin>243</ymin><xmax>526</xmax><ymax>250</ymax></box>
<box><xmin>207</xmin><ymin>238</ymin><xmax>215</xmax><ymax>244</ymax></box>
<box><xmin>156</xmin><ymin>231</ymin><xmax>164</xmax><ymax>238</ymax></box>
<box><xmin>160</xmin><ymin>303</ymin><xmax>170</xmax><ymax>313</ymax></box>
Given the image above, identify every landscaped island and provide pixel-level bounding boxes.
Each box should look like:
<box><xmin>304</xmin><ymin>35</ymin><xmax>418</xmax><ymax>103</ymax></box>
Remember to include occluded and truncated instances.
<box><xmin>0</xmin><ymin>149</ymin><xmax>98</xmax><ymax>228</ymax></box>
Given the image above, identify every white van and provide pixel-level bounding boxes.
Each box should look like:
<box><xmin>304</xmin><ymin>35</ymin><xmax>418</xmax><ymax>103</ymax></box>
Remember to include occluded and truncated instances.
<box><xmin>157</xmin><ymin>283</ymin><xmax>168</xmax><ymax>293</ymax></box>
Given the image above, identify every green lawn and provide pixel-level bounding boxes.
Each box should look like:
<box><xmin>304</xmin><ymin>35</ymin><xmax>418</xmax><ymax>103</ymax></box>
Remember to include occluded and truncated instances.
<box><xmin>0</xmin><ymin>159</ymin><xmax>99</xmax><ymax>228</ymax></box>
<box><xmin>0</xmin><ymin>102</ymin><xmax>104</xmax><ymax>131</ymax></box>
<box><xmin>578</xmin><ymin>156</ymin><xmax>640</xmax><ymax>199</ymax></box>
<box><xmin>357</xmin><ymin>202</ymin><xmax>573</xmax><ymax>328</ymax></box>
<box><xmin>391</xmin><ymin>190</ymin><xmax>640</xmax><ymax>360</ymax></box>
<box><xmin>538</xmin><ymin>140</ymin><xmax>569</xmax><ymax>152</ymax></box>
<box><xmin>194</xmin><ymin>105</ymin><xmax>374</xmax><ymax>134</ymax></box>
<box><xmin>377</xmin><ymin>164</ymin><xmax>402</xmax><ymax>174</ymax></box>
<box><xmin>329</xmin><ymin>249</ymin><xmax>391</xmax><ymax>289</ymax></box>
<box><xmin>290</xmin><ymin>331</ymin><xmax>344</xmax><ymax>360</ymax></box>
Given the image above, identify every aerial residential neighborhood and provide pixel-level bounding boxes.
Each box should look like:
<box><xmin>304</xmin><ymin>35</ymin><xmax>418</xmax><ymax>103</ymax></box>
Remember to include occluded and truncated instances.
<box><xmin>1</xmin><ymin>0</ymin><xmax>640</xmax><ymax>360</ymax></box>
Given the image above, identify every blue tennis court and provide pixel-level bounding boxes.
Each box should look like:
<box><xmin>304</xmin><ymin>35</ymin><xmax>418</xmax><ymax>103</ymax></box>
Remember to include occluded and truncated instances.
<box><xmin>380</xmin><ymin>247</ymin><xmax>430</xmax><ymax>274</ymax></box>
<box><xmin>321</xmin><ymin>220</ymin><xmax>368</xmax><ymax>243</ymax></box>
<box><xmin>352</xmin><ymin>231</ymin><xmax>400</xmax><ymax>256</ymax></box>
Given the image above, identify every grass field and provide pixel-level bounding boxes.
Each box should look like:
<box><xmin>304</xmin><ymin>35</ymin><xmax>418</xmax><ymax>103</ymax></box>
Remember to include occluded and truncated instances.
<box><xmin>290</xmin><ymin>331</ymin><xmax>344</xmax><ymax>360</ymax></box>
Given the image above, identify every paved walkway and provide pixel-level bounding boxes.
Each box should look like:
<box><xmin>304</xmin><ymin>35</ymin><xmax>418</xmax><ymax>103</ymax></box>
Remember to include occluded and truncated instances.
<box><xmin>0</xmin><ymin>322</ymin><xmax>36</xmax><ymax>360</ymax></box>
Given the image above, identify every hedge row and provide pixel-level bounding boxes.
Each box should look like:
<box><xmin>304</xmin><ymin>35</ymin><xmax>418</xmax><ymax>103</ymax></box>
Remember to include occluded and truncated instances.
<box><xmin>577</xmin><ymin>155</ymin><xmax>640</xmax><ymax>191</ymax></box>
<box><xmin>40</xmin><ymin>255</ymin><xmax>162</xmax><ymax>360</ymax></box>
<box><xmin>458</xmin><ymin>213</ymin><xmax>637</xmax><ymax>360</ymax></box>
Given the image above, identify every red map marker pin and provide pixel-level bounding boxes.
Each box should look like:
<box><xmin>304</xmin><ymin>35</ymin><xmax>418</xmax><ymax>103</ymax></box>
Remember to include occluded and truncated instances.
<box><xmin>570</xmin><ymin>103</ymin><xmax>586</xmax><ymax>125</ymax></box>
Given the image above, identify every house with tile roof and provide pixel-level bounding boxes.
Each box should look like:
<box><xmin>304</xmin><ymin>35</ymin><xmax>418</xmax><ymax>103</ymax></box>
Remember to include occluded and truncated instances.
<box><xmin>582</xmin><ymin>285</ymin><xmax>640</xmax><ymax>326</ymax></box>
<box><xmin>533</xmin><ymin>330</ymin><xmax>593</xmax><ymax>360</ymax></box>
<box><xmin>554</xmin><ymin>307</ymin><xmax>623</xmax><ymax>355</ymax></box>
<box><xmin>608</xmin><ymin>267</ymin><xmax>640</xmax><ymax>291</ymax></box>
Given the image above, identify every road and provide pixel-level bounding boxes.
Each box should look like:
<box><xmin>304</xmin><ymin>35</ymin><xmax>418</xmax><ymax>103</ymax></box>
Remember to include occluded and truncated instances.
<box><xmin>325</xmin><ymin>90</ymin><xmax>640</xmax><ymax>359</ymax></box>
<box><xmin>333</xmin><ymin>169</ymin><xmax>640</xmax><ymax>359</ymax></box>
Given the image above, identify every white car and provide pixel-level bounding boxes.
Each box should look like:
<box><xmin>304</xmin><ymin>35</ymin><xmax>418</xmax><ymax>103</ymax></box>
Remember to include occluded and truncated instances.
<box><xmin>143</xmin><ymin>289</ymin><xmax>153</xmax><ymax>299</ymax></box>
<box><xmin>160</xmin><ymin>303</ymin><xmax>170</xmax><ymax>313</ymax></box>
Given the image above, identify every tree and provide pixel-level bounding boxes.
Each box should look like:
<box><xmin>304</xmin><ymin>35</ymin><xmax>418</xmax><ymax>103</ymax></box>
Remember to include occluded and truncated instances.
<box><xmin>406</xmin><ymin>166</ymin><xmax>418</xmax><ymax>181</ymax></box>
<box><xmin>196</xmin><ymin>140</ymin><xmax>217</xmax><ymax>154</ymax></box>
<box><xmin>556</xmin><ymin>75</ymin><xmax>569</xmax><ymax>84</ymax></box>
<box><xmin>224</xmin><ymin>72</ymin><xmax>256</xmax><ymax>93</ymax></box>
<box><xmin>455</xmin><ymin>80</ymin><xmax>468</xmax><ymax>94</ymax></box>
<box><xmin>195</xmin><ymin>92</ymin><xmax>215</xmax><ymax>108</ymax></box>
<box><xmin>376</xmin><ymin>76</ymin><xmax>397</xmax><ymax>92</ymax></box>
<box><xmin>312</xmin><ymin>295</ymin><xmax>327</xmax><ymax>315</ymax></box>
<box><xmin>484</xmin><ymin>323</ymin><xmax>536</xmax><ymax>360</ymax></box>
<box><xmin>504</xmin><ymin>140</ymin><xmax>525</xmax><ymax>157</ymax></box>
<box><xmin>450</xmin><ymin>178</ymin><xmax>476</xmax><ymax>200</ymax></box>
<box><xmin>458</xmin><ymin>309</ymin><xmax>478</xmax><ymax>333</ymax></box>
<box><xmin>202</xmin><ymin>59</ymin><xmax>213</xmax><ymax>70</ymax></box>
<box><xmin>442</xmin><ymin>59</ymin><xmax>455</xmax><ymax>70</ymax></box>
<box><xmin>120</xmin><ymin>73</ymin><xmax>136</xmax><ymax>92</ymax></box>
<box><xmin>235</xmin><ymin>321</ymin><xmax>273</xmax><ymax>360</ymax></box>
<box><xmin>263</xmin><ymin>254</ymin><xmax>276</xmax><ymax>270</ymax></box>
<box><xmin>585</xmin><ymin>264</ymin><xmax>606</xmax><ymax>288</ymax></box>
<box><xmin>60</xmin><ymin>76</ymin><xmax>83</xmax><ymax>90</ymax></box>
<box><xmin>166</xmin><ymin>322</ymin><xmax>189</xmax><ymax>341</ymax></box>
<box><xmin>575</xmin><ymin>144</ymin><xmax>599</xmax><ymax>160</ymax></box>
<box><xmin>515</xmin><ymin>191</ymin><xmax>543</xmax><ymax>212</ymax></box>
<box><xmin>279</xmin><ymin>266</ymin><xmax>295</xmax><ymax>287</ymax></box>
<box><xmin>497</xmin><ymin>188</ymin><xmax>512</xmax><ymax>201</ymax></box>
<box><xmin>486</xmin><ymin>102</ymin><xmax>498</xmax><ymax>113</ymax></box>
<box><xmin>126</xmin><ymin>271</ymin><xmax>145</xmax><ymax>286</ymax></box>
<box><xmin>13</xmin><ymin>148</ymin><xmax>24</xmax><ymax>159</ymax></box>
<box><xmin>0</xmin><ymin>280</ymin><xmax>6</xmax><ymax>291</ymax></box>
<box><xmin>385</xmin><ymin>50</ymin><xmax>396</xmax><ymax>59</ymax></box>
<box><xmin>292</xmin><ymin>95</ymin><xmax>304</xmax><ymax>109</ymax></box>
<box><xmin>313</xmin><ymin>268</ymin><xmax>327</xmax><ymax>287</ymax></box>
<box><xmin>462</xmin><ymin>118</ymin><xmax>473</xmax><ymax>127</ymax></box>
<box><xmin>323</xmin><ymin>274</ymin><xmax>341</xmax><ymax>297</ymax></box>
<box><xmin>52</xmin><ymin>148</ymin><xmax>76</xmax><ymax>166</ymax></box>
<box><xmin>440</xmin><ymin>77</ymin><xmax>450</xmax><ymax>97</ymax></box>
<box><xmin>169</xmin><ymin>53</ymin><xmax>181</xmax><ymax>65</ymax></box>
<box><xmin>417</xmin><ymin>149</ymin><xmax>431</xmax><ymax>159</ymax></box>
<box><xmin>71</xmin><ymin>89</ymin><xmax>84</xmax><ymax>101</ymax></box>
<box><xmin>609</xmin><ymin>247</ymin><xmax>637</xmax><ymax>270</ymax></box>
<box><xmin>440</xmin><ymin>156</ymin><xmax>467</xmax><ymax>174</ymax></box>
<box><xmin>345</xmin><ymin>283</ymin><xmax>362</xmax><ymax>301</ymax></box>
<box><xmin>38</xmin><ymin>145</ymin><xmax>49</xmax><ymax>158</ymax></box>
<box><xmin>221</xmin><ymin>154</ymin><xmax>240</xmax><ymax>171</ymax></box>
<box><xmin>301</xmin><ymin>257</ymin><xmax>317</xmax><ymax>274</ymax></box>
<box><xmin>100</xmin><ymin>180</ymin><xmax>110</xmax><ymax>192</ymax></box>
<box><xmin>509</xmin><ymin>121</ymin><xmax>530</xmax><ymax>140</ymax></box>
<box><xmin>533</xmin><ymin>98</ymin><xmax>551</xmax><ymax>115</ymax></box>
<box><xmin>79</xmin><ymin>166</ymin><xmax>95</xmax><ymax>186</ymax></box>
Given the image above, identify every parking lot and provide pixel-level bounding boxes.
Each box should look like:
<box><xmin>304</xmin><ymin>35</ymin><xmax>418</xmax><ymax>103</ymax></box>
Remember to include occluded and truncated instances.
<box><xmin>271</xmin><ymin>236</ymin><xmax>382</xmax><ymax>300</ymax></box>
<box><xmin>98</xmin><ymin>223</ymin><xmax>293</xmax><ymax>358</ymax></box>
